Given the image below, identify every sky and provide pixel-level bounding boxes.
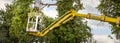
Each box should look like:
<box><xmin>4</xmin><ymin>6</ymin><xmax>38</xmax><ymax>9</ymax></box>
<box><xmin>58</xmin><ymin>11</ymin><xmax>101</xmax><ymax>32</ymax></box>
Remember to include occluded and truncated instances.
<box><xmin>0</xmin><ymin>0</ymin><xmax>120</xmax><ymax>43</ymax></box>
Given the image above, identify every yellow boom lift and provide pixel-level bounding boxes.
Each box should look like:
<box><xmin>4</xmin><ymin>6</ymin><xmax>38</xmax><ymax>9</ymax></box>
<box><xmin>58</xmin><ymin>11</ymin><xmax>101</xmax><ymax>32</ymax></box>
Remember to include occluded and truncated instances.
<box><xmin>26</xmin><ymin>10</ymin><xmax>120</xmax><ymax>37</ymax></box>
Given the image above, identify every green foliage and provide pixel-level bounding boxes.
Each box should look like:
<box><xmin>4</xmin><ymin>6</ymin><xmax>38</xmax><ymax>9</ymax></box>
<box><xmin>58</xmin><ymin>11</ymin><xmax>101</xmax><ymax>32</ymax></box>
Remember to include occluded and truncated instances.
<box><xmin>45</xmin><ymin>0</ymin><xmax>92</xmax><ymax>43</ymax></box>
<box><xmin>41</xmin><ymin>16</ymin><xmax>55</xmax><ymax>42</ymax></box>
<box><xmin>57</xmin><ymin>0</ymin><xmax>83</xmax><ymax>16</ymax></box>
<box><xmin>0</xmin><ymin>0</ymin><xmax>38</xmax><ymax>43</ymax></box>
<box><xmin>112</xmin><ymin>26</ymin><xmax>120</xmax><ymax>39</ymax></box>
<box><xmin>98</xmin><ymin>0</ymin><xmax>120</xmax><ymax>40</ymax></box>
<box><xmin>0</xmin><ymin>10</ymin><xmax>10</xmax><ymax>43</ymax></box>
<box><xmin>98</xmin><ymin>0</ymin><xmax>120</xmax><ymax>17</ymax></box>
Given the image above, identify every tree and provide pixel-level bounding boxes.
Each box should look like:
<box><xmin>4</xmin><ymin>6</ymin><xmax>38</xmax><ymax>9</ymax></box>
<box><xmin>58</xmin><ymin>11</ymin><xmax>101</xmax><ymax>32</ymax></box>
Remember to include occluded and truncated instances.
<box><xmin>0</xmin><ymin>10</ymin><xmax>10</xmax><ymax>43</ymax></box>
<box><xmin>98</xmin><ymin>0</ymin><xmax>120</xmax><ymax>17</ymax></box>
<box><xmin>98</xmin><ymin>0</ymin><xmax>120</xmax><ymax>40</ymax></box>
<box><xmin>0</xmin><ymin>0</ymin><xmax>38</xmax><ymax>43</ymax></box>
<box><xmin>45</xmin><ymin>0</ymin><xmax>92</xmax><ymax>43</ymax></box>
<box><xmin>0</xmin><ymin>0</ymin><xmax>56</xmax><ymax>43</ymax></box>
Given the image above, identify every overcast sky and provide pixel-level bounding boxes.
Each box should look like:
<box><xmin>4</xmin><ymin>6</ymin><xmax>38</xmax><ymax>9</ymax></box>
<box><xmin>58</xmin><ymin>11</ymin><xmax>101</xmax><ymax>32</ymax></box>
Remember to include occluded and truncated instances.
<box><xmin>0</xmin><ymin>0</ymin><xmax>120</xmax><ymax>43</ymax></box>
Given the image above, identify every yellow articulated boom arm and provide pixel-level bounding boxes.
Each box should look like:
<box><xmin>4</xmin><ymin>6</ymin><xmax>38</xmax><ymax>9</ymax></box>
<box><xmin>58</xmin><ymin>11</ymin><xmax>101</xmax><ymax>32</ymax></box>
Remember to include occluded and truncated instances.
<box><xmin>29</xmin><ymin>10</ymin><xmax>120</xmax><ymax>37</ymax></box>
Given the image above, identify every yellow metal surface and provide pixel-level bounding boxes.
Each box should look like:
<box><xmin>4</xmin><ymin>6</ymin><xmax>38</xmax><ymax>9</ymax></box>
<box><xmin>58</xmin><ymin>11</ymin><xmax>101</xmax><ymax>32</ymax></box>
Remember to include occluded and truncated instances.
<box><xmin>29</xmin><ymin>10</ymin><xmax>120</xmax><ymax>37</ymax></box>
<box><xmin>29</xmin><ymin>10</ymin><xmax>74</xmax><ymax>36</ymax></box>
<box><xmin>76</xmin><ymin>13</ymin><xmax>117</xmax><ymax>23</ymax></box>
